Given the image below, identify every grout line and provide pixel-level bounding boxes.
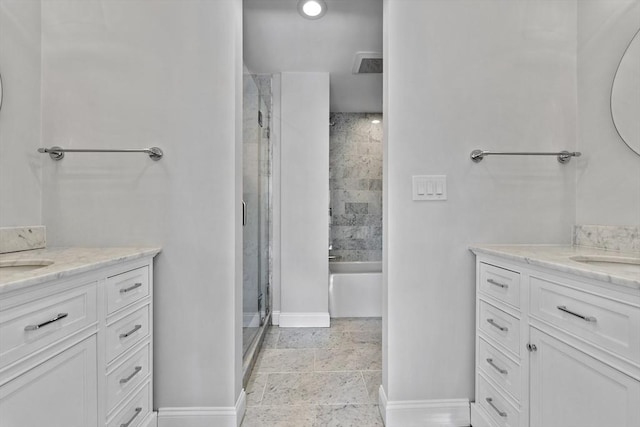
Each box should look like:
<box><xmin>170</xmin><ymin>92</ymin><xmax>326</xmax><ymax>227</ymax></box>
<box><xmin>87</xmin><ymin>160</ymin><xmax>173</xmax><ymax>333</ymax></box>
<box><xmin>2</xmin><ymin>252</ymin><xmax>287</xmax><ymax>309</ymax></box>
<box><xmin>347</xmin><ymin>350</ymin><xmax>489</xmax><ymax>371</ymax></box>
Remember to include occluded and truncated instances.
<box><xmin>360</xmin><ymin>370</ymin><xmax>369</xmax><ymax>400</ymax></box>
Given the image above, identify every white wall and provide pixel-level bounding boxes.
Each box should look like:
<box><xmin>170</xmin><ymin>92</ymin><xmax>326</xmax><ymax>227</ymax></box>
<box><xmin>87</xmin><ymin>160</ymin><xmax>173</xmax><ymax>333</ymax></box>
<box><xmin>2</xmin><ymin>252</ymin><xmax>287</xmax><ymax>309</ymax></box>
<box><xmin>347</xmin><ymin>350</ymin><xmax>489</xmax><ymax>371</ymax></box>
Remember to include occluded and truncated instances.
<box><xmin>40</xmin><ymin>0</ymin><xmax>244</xmax><ymax>416</ymax></box>
<box><xmin>576</xmin><ymin>0</ymin><xmax>640</xmax><ymax>226</ymax></box>
<box><xmin>383</xmin><ymin>0</ymin><xmax>577</xmax><ymax>412</ymax></box>
<box><xmin>0</xmin><ymin>1</ymin><xmax>42</xmax><ymax>226</ymax></box>
<box><xmin>279</xmin><ymin>72</ymin><xmax>330</xmax><ymax>327</ymax></box>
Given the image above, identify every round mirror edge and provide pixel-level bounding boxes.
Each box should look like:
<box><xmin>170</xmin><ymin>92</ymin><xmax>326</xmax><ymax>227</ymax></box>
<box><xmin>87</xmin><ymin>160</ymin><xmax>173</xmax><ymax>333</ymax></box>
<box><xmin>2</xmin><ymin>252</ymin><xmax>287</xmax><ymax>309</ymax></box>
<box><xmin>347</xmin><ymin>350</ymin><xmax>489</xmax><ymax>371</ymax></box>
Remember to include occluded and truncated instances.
<box><xmin>610</xmin><ymin>27</ymin><xmax>640</xmax><ymax>157</ymax></box>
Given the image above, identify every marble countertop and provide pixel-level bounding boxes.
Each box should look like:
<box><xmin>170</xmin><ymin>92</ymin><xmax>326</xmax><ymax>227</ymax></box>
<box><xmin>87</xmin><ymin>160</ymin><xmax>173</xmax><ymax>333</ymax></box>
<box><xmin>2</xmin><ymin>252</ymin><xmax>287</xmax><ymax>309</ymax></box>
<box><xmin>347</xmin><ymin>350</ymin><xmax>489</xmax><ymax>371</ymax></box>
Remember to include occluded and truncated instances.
<box><xmin>0</xmin><ymin>247</ymin><xmax>162</xmax><ymax>294</ymax></box>
<box><xmin>470</xmin><ymin>244</ymin><xmax>640</xmax><ymax>290</ymax></box>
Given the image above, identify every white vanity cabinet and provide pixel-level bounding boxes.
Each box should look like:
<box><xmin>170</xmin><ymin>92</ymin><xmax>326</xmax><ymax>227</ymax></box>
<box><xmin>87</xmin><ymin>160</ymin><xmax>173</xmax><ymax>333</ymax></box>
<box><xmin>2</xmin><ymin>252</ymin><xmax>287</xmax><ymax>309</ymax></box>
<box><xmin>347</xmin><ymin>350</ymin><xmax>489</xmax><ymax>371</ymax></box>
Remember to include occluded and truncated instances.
<box><xmin>471</xmin><ymin>252</ymin><xmax>640</xmax><ymax>427</ymax></box>
<box><xmin>0</xmin><ymin>252</ymin><xmax>158</xmax><ymax>427</ymax></box>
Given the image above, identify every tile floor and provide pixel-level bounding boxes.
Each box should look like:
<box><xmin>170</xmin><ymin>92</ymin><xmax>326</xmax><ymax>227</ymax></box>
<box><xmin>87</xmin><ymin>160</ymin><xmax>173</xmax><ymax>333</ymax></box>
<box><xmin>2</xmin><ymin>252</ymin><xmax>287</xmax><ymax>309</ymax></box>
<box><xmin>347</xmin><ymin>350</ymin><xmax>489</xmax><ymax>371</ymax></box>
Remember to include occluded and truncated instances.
<box><xmin>241</xmin><ymin>318</ymin><xmax>384</xmax><ymax>427</ymax></box>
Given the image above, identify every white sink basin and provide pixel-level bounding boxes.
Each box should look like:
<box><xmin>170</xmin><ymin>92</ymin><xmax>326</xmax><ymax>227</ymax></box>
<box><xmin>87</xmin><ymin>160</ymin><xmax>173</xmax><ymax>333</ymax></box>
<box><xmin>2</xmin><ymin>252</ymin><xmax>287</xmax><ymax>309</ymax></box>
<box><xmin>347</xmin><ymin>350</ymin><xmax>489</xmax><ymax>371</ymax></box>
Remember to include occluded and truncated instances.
<box><xmin>0</xmin><ymin>259</ymin><xmax>54</xmax><ymax>275</ymax></box>
<box><xmin>570</xmin><ymin>255</ymin><xmax>640</xmax><ymax>274</ymax></box>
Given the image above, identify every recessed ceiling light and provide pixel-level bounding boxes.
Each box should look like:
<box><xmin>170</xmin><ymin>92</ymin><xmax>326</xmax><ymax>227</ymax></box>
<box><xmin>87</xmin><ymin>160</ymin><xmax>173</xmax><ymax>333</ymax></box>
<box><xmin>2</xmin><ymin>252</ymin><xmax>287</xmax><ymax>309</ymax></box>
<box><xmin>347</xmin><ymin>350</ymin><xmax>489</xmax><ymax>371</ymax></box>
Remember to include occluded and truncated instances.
<box><xmin>371</xmin><ymin>119</ymin><xmax>381</xmax><ymax>124</ymax></box>
<box><xmin>298</xmin><ymin>0</ymin><xmax>327</xmax><ymax>20</ymax></box>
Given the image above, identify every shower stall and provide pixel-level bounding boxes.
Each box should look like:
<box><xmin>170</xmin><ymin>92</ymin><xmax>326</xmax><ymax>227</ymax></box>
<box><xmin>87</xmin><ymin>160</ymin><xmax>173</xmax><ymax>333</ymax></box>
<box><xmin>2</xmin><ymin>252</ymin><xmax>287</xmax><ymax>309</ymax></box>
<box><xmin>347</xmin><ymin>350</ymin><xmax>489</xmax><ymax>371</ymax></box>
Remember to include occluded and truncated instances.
<box><xmin>242</xmin><ymin>72</ymin><xmax>272</xmax><ymax>371</ymax></box>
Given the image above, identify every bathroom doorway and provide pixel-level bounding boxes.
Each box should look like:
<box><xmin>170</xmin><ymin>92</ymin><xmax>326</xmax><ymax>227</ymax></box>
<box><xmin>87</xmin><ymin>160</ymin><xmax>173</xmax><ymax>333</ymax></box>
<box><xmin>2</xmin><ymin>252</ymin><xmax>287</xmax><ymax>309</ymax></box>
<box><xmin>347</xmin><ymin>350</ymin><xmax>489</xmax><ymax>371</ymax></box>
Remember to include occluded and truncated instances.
<box><xmin>244</xmin><ymin>0</ymin><xmax>383</xmax><ymax>324</ymax></box>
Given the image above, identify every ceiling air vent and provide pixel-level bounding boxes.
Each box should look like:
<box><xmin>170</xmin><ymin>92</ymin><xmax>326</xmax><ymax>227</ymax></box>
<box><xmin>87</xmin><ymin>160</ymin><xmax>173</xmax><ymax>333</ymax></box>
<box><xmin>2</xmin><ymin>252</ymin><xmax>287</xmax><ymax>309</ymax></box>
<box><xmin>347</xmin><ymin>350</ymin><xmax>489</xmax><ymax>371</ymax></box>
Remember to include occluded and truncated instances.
<box><xmin>352</xmin><ymin>52</ymin><xmax>383</xmax><ymax>74</ymax></box>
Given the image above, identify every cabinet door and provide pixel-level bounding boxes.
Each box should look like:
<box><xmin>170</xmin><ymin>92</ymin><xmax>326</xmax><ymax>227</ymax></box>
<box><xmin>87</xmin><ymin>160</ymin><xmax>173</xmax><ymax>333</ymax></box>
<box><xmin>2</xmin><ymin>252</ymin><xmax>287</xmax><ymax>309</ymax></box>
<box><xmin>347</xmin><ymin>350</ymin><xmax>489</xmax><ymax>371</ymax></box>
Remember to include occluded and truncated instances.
<box><xmin>529</xmin><ymin>328</ymin><xmax>640</xmax><ymax>427</ymax></box>
<box><xmin>0</xmin><ymin>335</ymin><xmax>97</xmax><ymax>427</ymax></box>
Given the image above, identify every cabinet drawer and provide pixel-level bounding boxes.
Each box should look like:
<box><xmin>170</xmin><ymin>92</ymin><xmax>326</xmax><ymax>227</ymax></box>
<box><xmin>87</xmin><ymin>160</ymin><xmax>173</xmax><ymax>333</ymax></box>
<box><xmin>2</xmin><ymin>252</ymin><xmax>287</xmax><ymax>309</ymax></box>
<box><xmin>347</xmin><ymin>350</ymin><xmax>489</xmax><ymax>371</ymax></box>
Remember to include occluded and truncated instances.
<box><xmin>106</xmin><ymin>343</ymin><xmax>151</xmax><ymax>414</ymax></box>
<box><xmin>106</xmin><ymin>266</ymin><xmax>149</xmax><ymax>315</ymax></box>
<box><xmin>480</xmin><ymin>263</ymin><xmax>521</xmax><ymax>308</ymax></box>
<box><xmin>477</xmin><ymin>374</ymin><xmax>520</xmax><ymax>427</ymax></box>
<box><xmin>530</xmin><ymin>276</ymin><xmax>640</xmax><ymax>364</ymax></box>
<box><xmin>106</xmin><ymin>306</ymin><xmax>150</xmax><ymax>363</ymax></box>
<box><xmin>0</xmin><ymin>283</ymin><xmax>97</xmax><ymax>368</ymax></box>
<box><xmin>107</xmin><ymin>382</ymin><xmax>151</xmax><ymax>427</ymax></box>
<box><xmin>478</xmin><ymin>338</ymin><xmax>521</xmax><ymax>401</ymax></box>
<box><xmin>479</xmin><ymin>301</ymin><xmax>521</xmax><ymax>356</ymax></box>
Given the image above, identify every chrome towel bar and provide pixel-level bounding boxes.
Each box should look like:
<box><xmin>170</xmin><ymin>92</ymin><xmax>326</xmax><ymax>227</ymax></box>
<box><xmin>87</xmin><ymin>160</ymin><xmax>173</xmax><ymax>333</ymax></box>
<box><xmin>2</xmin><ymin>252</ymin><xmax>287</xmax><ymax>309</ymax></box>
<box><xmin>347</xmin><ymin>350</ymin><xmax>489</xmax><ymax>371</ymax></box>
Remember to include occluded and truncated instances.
<box><xmin>38</xmin><ymin>146</ymin><xmax>163</xmax><ymax>161</ymax></box>
<box><xmin>470</xmin><ymin>149</ymin><xmax>581</xmax><ymax>164</ymax></box>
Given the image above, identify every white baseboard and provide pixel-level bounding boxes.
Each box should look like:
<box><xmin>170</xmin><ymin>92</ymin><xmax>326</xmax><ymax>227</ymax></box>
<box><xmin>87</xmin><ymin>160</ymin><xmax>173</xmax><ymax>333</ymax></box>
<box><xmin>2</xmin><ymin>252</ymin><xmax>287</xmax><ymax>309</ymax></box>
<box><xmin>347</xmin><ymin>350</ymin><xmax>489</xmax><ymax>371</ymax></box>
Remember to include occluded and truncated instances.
<box><xmin>271</xmin><ymin>310</ymin><xmax>280</xmax><ymax>325</ymax></box>
<box><xmin>278</xmin><ymin>312</ymin><xmax>330</xmax><ymax>328</ymax></box>
<box><xmin>379</xmin><ymin>385</ymin><xmax>470</xmax><ymax>426</ymax></box>
<box><xmin>157</xmin><ymin>390</ymin><xmax>246</xmax><ymax>427</ymax></box>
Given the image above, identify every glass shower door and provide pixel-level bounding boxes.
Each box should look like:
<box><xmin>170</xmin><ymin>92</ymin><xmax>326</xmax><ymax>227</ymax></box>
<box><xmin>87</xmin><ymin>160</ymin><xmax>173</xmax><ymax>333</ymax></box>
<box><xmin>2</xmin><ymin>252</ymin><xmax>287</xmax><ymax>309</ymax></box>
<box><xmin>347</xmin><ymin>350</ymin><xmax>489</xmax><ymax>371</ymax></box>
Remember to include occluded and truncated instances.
<box><xmin>242</xmin><ymin>73</ymin><xmax>271</xmax><ymax>358</ymax></box>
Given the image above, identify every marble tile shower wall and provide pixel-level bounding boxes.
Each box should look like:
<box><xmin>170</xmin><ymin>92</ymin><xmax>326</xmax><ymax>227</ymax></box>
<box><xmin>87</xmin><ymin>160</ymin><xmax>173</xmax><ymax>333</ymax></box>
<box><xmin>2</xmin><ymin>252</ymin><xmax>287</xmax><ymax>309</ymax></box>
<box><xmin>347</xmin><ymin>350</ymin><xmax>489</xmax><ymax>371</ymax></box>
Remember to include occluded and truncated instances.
<box><xmin>330</xmin><ymin>113</ymin><xmax>383</xmax><ymax>262</ymax></box>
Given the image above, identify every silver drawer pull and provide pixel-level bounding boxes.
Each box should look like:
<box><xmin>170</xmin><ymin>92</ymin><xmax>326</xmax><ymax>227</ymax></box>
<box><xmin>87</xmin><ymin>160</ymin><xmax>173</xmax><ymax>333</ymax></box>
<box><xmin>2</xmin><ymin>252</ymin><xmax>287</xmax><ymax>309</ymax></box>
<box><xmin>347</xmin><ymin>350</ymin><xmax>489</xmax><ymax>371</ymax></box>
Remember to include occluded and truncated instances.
<box><xmin>120</xmin><ymin>282</ymin><xmax>143</xmax><ymax>294</ymax></box>
<box><xmin>557</xmin><ymin>305</ymin><xmax>597</xmax><ymax>323</ymax></box>
<box><xmin>487</xmin><ymin>278</ymin><xmax>508</xmax><ymax>289</ymax></box>
<box><xmin>120</xmin><ymin>407</ymin><xmax>142</xmax><ymax>427</ymax></box>
<box><xmin>119</xmin><ymin>324</ymin><xmax>142</xmax><ymax>339</ymax></box>
<box><xmin>486</xmin><ymin>358</ymin><xmax>508</xmax><ymax>375</ymax></box>
<box><xmin>119</xmin><ymin>366</ymin><xmax>142</xmax><ymax>384</ymax></box>
<box><xmin>24</xmin><ymin>313</ymin><xmax>68</xmax><ymax>331</ymax></box>
<box><xmin>486</xmin><ymin>318</ymin><xmax>508</xmax><ymax>332</ymax></box>
<box><xmin>486</xmin><ymin>397</ymin><xmax>507</xmax><ymax>418</ymax></box>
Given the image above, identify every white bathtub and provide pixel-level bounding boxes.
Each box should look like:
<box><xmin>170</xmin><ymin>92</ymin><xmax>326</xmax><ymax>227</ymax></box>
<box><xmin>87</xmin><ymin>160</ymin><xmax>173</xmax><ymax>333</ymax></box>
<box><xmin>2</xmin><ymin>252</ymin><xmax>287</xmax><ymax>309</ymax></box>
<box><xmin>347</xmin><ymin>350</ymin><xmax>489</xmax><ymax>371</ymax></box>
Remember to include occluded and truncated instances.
<box><xmin>329</xmin><ymin>261</ymin><xmax>382</xmax><ymax>318</ymax></box>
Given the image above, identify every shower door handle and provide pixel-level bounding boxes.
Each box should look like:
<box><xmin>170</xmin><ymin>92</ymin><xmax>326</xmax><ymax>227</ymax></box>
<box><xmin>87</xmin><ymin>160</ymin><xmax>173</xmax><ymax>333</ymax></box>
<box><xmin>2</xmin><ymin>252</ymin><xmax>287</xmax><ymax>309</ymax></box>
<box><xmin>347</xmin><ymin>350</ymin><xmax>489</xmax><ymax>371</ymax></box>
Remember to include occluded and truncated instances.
<box><xmin>242</xmin><ymin>201</ymin><xmax>247</xmax><ymax>226</ymax></box>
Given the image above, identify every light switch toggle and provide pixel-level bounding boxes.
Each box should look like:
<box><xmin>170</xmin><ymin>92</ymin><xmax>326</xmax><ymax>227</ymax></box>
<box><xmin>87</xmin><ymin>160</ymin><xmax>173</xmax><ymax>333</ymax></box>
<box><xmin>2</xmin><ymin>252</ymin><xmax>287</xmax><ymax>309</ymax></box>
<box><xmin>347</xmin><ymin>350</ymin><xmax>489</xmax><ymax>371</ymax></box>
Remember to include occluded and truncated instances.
<box><xmin>417</xmin><ymin>181</ymin><xmax>426</xmax><ymax>195</ymax></box>
<box><xmin>412</xmin><ymin>175</ymin><xmax>447</xmax><ymax>201</ymax></box>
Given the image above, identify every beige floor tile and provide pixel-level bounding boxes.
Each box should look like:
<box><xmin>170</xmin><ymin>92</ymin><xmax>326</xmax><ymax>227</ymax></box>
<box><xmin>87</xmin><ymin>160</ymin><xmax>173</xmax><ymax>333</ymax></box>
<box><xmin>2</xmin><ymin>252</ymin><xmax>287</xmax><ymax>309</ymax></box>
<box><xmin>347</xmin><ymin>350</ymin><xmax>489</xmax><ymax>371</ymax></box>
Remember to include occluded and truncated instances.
<box><xmin>277</xmin><ymin>328</ymin><xmax>352</xmax><ymax>349</ymax></box>
<box><xmin>330</xmin><ymin>318</ymin><xmax>382</xmax><ymax>333</ymax></box>
<box><xmin>358</xmin><ymin>344</ymin><xmax>382</xmax><ymax>371</ymax></box>
<box><xmin>262</xmin><ymin>372</ymin><xmax>369</xmax><ymax>405</ymax></box>
<box><xmin>315</xmin><ymin>347</ymin><xmax>361</xmax><ymax>371</ymax></box>
<box><xmin>315</xmin><ymin>344</ymin><xmax>381</xmax><ymax>371</ymax></box>
<box><xmin>313</xmin><ymin>404</ymin><xmax>384</xmax><ymax>427</ymax></box>
<box><xmin>255</xmin><ymin>348</ymin><xmax>315</xmax><ymax>373</ymax></box>
<box><xmin>241</xmin><ymin>405</ymin><xmax>316</xmax><ymax>427</ymax></box>
<box><xmin>246</xmin><ymin>373</ymin><xmax>267</xmax><ymax>406</ymax></box>
<box><xmin>349</xmin><ymin>330</ymin><xmax>382</xmax><ymax>345</ymax></box>
<box><xmin>361</xmin><ymin>371</ymin><xmax>382</xmax><ymax>404</ymax></box>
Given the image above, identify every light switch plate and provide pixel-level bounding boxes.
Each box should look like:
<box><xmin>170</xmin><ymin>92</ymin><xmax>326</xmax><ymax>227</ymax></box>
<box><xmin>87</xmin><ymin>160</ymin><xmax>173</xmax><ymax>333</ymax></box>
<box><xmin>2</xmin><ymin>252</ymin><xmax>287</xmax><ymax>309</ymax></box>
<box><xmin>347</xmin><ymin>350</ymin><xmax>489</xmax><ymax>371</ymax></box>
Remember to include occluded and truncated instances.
<box><xmin>412</xmin><ymin>175</ymin><xmax>447</xmax><ymax>201</ymax></box>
